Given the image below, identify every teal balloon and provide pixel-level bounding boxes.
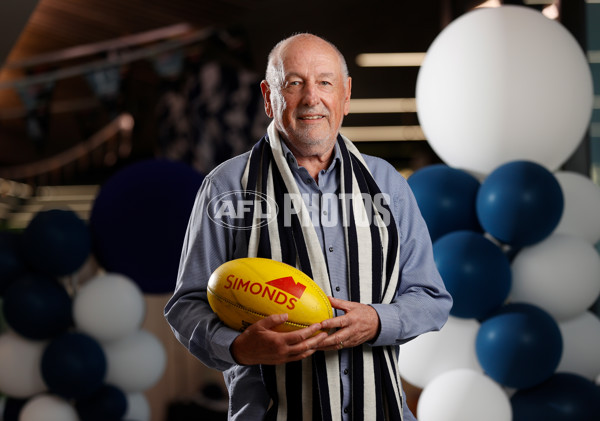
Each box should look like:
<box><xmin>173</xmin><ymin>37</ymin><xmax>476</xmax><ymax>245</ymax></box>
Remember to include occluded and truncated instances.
<box><xmin>511</xmin><ymin>373</ymin><xmax>600</xmax><ymax>421</ymax></box>
<box><xmin>476</xmin><ymin>160</ymin><xmax>563</xmax><ymax>247</ymax></box>
<box><xmin>476</xmin><ymin>303</ymin><xmax>562</xmax><ymax>389</ymax></box>
<box><xmin>408</xmin><ymin>164</ymin><xmax>482</xmax><ymax>242</ymax></box>
<box><xmin>433</xmin><ymin>230</ymin><xmax>511</xmax><ymax>319</ymax></box>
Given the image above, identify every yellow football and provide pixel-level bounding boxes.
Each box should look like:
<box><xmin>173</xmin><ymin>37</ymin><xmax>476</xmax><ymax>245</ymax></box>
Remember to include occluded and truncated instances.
<box><xmin>207</xmin><ymin>257</ymin><xmax>333</xmax><ymax>332</ymax></box>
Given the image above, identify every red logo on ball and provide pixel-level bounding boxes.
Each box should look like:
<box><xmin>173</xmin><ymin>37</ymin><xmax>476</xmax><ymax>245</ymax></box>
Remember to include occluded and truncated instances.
<box><xmin>266</xmin><ymin>276</ymin><xmax>306</xmax><ymax>299</ymax></box>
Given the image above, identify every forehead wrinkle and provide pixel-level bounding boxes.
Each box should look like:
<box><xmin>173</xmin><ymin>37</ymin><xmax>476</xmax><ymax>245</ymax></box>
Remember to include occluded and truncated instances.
<box><xmin>285</xmin><ymin>71</ymin><xmax>337</xmax><ymax>80</ymax></box>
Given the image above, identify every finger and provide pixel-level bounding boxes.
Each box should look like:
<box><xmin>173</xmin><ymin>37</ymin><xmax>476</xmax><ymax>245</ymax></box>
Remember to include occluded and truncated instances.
<box><xmin>317</xmin><ymin>333</ymin><xmax>347</xmax><ymax>350</ymax></box>
<box><xmin>316</xmin><ymin>344</ymin><xmax>345</xmax><ymax>352</ymax></box>
<box><xmin>283</xmin><ymin>322</ymin><xmax>323</xmax><ymax>343</ymax></box>
<box><xmin>285</xmin><ymin>325</ymin><xmax>327</xmax><ymax>354</ymax></box>
<box><xmin>286</xmin><ymin>347</ymin><xmax>319</xmax><ymax>362</ymax></box>
<box><xmin>328</xmin><ymin>296</ymin><xmax>345</xmax><ymax>310</ymax></box>
<box><xmin>315</xmin><ymin>344</ymin><xmax>342</xmax><ymax>352</ymax></box>
<box><xmin>320</xmin><ymin>313</ymin><xmax>350</xmax><ymax>331</ymax></box>
<box><xmin>288</xmin><ymin>331</ymin><xmax>328</xmax><ymax>357</ymax></box>
<box><xmin>328</xmin><ymin>296</ymin><xmax>356</xmax><ymax>312</ymax></box>
<box><xmin>253</xmin><ymin>313</ymin><xmax>289</xmax><ymax>331</ymax></box>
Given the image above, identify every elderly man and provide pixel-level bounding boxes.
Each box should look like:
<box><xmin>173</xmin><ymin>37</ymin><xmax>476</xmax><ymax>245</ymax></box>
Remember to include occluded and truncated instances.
<box><xmin>165</xmin><ymin>33</ymin><xmax>452</xmax><ymax>421</ymax></box>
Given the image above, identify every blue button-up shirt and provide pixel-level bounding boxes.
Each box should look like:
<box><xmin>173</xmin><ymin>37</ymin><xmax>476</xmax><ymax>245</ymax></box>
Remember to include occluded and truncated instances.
<box><xmin>165</xmin><ymin>139</ymin><xmax>452</xmax><ymax>421</ymax></box>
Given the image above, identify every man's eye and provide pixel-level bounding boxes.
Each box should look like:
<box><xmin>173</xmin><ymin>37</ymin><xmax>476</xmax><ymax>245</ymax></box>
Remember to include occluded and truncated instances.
<box><xmin>320</xmin><ymin>81</ymin><xmax>332</xmax><ymax>86</ymax></box>
<box><xmin>289</xmin><ymin>81</ymin><xmax>301</xmax><ymax>86</ymax></box>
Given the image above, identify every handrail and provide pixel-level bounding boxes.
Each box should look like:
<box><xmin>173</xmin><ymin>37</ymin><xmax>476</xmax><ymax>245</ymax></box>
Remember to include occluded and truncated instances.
<box><xmin>0</xmin><ymin>113</ymin><xmax>134</xmax><ymax>180</ymax></box>
<box><xmin>4</xmin><ymin>23</ymin><xmax>194</xmax><ymax>70</ymax></box>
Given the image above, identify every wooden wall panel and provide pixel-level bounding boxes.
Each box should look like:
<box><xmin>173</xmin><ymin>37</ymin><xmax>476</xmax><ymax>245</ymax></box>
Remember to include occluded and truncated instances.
<box><xmin>141</xmin><ymin>293</ymin><xmax>226</xmax><ymax>421</ymax></box>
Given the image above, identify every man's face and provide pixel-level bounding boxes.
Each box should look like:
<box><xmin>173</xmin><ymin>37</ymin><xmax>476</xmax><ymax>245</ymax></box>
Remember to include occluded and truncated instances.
<box><xmin>261</xmin><ymin>37</ymin><xmax>352</xmax><ymax>157</ymax></box>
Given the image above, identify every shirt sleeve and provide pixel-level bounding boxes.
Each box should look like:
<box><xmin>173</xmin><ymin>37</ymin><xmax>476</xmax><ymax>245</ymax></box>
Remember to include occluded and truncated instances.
<box><xmin>164</xmin><ymin>171</ymin><xmax>242</xmax><ymax>371</ymax></box>
<box><xmin>369</xmin><ymin>166</ymin><xmax>453</xmax><ymax>346</ymax></box>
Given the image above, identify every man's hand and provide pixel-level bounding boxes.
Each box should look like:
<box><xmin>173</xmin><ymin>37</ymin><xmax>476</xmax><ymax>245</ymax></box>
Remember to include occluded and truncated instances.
<box><xmin>230</xmin><ymin>313</ymin><xmax>328</xmax><ymax>365</ymax></box>
<box><xmin>316</xmin><ymin>297</ymin><xmax>381</xmax><ymax>351</ymax></box>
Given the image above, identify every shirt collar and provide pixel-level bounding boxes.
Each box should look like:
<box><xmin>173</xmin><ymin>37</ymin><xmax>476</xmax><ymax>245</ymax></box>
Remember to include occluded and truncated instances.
<box><xmin>280</xmin><ymin>138</ymin><xmax>342</xmax><ymax>174</ymax></box>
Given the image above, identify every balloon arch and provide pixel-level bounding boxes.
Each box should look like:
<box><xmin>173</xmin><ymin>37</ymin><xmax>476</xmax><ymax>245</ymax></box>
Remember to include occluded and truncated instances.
<box><xmin>402</xmin><ymin>5</ymin><xmax>600</xmax><ymax>421</ymax></box>
<box><xmin>0</xmin><ymin>159</ymin><xmax>205</xmax><ymax>421</ymax></box>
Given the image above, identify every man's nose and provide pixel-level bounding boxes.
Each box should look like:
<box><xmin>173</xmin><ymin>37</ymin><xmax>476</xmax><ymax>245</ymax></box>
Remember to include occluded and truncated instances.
<box><xmin>302</xmin><ymin>83</ymin><xmax>320</xmax><ymax>107</ymax></box>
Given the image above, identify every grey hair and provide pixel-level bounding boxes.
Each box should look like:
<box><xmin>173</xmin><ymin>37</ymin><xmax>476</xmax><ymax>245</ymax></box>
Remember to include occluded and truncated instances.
<box><xmin>265</xmin><ymin>33</ymin><xmax>349</xmax><ymax>88</ymax></box>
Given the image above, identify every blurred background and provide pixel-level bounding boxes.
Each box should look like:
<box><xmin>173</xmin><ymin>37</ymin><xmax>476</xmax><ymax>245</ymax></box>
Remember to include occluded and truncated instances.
<box><xmin>0</xmin><ymin>1</ymin><xmax>599</xmax><ymax>421</ymax></box>
<box><xmin>0</xmin><ymin>0</ymin><xmax>595</xmax><ymax>223</ymax></box>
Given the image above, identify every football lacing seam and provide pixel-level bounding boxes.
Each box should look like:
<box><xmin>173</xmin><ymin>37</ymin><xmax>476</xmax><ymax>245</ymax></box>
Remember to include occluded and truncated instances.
<box><xmin>207</xmin><ymin>286</ymin><xmax>309</xmax><ymax>329</ymax></box>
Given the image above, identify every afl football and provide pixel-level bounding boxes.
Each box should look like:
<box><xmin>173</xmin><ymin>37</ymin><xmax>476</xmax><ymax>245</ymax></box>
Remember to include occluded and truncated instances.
<box><xmin>207</xmin><ymin>257</ymin><xmax>333</xmax><ymax>332</ymax></box>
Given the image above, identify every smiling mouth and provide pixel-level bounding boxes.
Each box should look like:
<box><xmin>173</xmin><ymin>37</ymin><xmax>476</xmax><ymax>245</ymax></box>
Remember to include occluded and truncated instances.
<box><xmin>298</xmin><ymin>115</ymin><xmax>325</xmax><ymax>120</ymax></box>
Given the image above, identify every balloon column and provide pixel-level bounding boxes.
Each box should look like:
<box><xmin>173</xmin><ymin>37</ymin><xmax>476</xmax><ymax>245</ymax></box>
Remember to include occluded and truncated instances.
<box><xmin>0</xmin><ymin>159</ymin><xmax>203</xmax><ymax>420</ymax></box>
<box><xmin>400</xmin><ymin>5</ymin><xmax>600</xmax><ymax>421</ymax></box>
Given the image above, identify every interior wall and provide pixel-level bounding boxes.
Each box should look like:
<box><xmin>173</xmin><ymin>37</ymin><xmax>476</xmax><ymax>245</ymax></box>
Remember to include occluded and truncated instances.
<box><xmin>142</xmin><ymin>294</ymin><xmax>226</xmax><ymax>421</ymax></box>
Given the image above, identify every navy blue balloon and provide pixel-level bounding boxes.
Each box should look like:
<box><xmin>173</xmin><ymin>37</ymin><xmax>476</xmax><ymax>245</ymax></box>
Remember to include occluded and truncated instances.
<box><xmin>511</xmin><ymin>373</ymin><xmax>600</xmax><ymax>421</ymax></box>
<box><xmin>75</xmin><ymin>384</ymin><xmax>128</xmax><ymax>421</ymax></box>
<box><xmin>41</xmin><ymin>332</ymin><xmax>107</xmax><ymax>399</ymax></box>
<box><xmin>2</xmin><ymin>274</ymin><xmax>72</xmax><ymax>340</ymax></box>
<box><xmin>476</xmin><ymin>303</ymin><xmax>563</xmax><ymax>389</ymax></box>
<box><xmin>89</xmin><ymin>159</ymin><xmax>204</xmax><ymax>293</ymax></box>
<box><xmin>433</xmin><ymin>230</ymin><xmax>511</xmax><ymax>319</ymax></box>
<box><xmin>408</xmin><ymin>164</ymin><xmax>482</xmax><ymax>242</ymax></box>
<box><xmin>0</xmin><ymin>231</ymin><xmax>26</xmax><ymax>294</ymax></box>
<box><xmin>476</xmin><ymin>160</ymin><xmax>563</xmax><ymax>247</ymax></box>
<box><xmin>22</xmin><ymin>209</ymin><xmax>91</xmax><ymax>276</ymax></box>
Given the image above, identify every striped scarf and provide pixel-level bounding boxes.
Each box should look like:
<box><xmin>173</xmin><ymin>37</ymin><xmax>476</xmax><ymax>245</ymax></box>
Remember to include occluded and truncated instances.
<box><xmin>241</xmin><ymin>122</ymin><xmax>404</xmax><ymax>421</ymax></box>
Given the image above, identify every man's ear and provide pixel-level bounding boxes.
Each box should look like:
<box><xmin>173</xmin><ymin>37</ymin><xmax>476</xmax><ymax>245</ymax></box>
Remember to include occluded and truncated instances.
<box><xmin>260</xmin><ymin>80</ymin><xmax>274</xmax><ymax>118</ymax></box>
<box><xmin>343</xmin><ymin>77</ymin><xmax>352</xmax><ymax>116</ymax></box>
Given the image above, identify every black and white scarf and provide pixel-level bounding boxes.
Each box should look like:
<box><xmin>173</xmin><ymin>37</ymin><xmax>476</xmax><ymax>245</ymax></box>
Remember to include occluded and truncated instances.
<box><xmin>241</xmin><ymin>122</ymin><xmax>404</xmax><ymax>421</ymax></box>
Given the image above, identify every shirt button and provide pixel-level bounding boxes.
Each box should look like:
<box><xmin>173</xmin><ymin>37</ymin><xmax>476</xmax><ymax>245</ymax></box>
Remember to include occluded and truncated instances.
<box><xmin>328</xmin><ymin>246</ymin><xmax>334</xmax><ymax>252</ymax></box>
<box><xmin>305</xmin><ymin>177</ymin><xmax>313</xmax><ymax>184</ymax></box>
<box><xmin>335</xmin><ymin>286</ymin><xmax>340</xmax><ymax>292</ymax></box>
<box><xmin>344</xmin><ymin>408</ymin><xmax>349</xmax><ymax>414</ymax></box>
<box><xmin>323</xmin><ymin>210</ymin><xmax>328</xmax><ymax>216</ymax></box>
<box><xmin>343</xmin><ymin>368</ymin><xmax>349</xmax><ymax>375</ymax></box>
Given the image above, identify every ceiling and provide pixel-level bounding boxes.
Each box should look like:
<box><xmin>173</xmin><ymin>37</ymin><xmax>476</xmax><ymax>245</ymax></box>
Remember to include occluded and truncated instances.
<box><xmin>0</xmin><ymin>0</ymin><xmax>561</xmax><ymax>187</ymax></box>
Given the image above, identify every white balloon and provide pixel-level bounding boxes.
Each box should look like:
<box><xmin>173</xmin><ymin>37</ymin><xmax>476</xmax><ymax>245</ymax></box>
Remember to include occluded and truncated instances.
<box><xmin>73</xmin><ymin>273</ymin><xmax>145</xmax><ymax>343</ymax></box>
<box><xmin>19</xmin><ymin>394</ymin><xmax>79</xmax><ymax>421</ymax></box>
<box><xmin>399</xmin><ymin>317</ymin><xmax>482</xmax><ymax>388</ymax></box>
<box><xmin>0</xmin><ymin>331</ymin><xmax>47</xmax><ymax>398</ymax></box>
<box><xmin>417</xmin><ymin>5</ymin><xmax>593</xmax><ymax>175</ymax></box>
<box><xmin>102</xmin><ymin>329</ymin><xmax>166</xmax><ymax>393</ymax></box>
<box><xmin>553</xmin><ymin>171</ymin><xmax>600</xmax><ymax>244</ymax></box>
<box><xmin>417</xmin><ymin>369</ymin><xmax>512</xmax><ymax>421</ymax></box>
<box><xmin>124</xmin><ymin>392</ymin><xmax>151</xmax><ymax>421</ymax></box>
<box><xmin>510</xmin><ymin>234</ymin><xmax>600</xmax><ymax>321</ymax></box>
<box><xmin>557</xmin><ymin>312</ymin><xmax>600</xmax><ymax>380</ymax></box>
